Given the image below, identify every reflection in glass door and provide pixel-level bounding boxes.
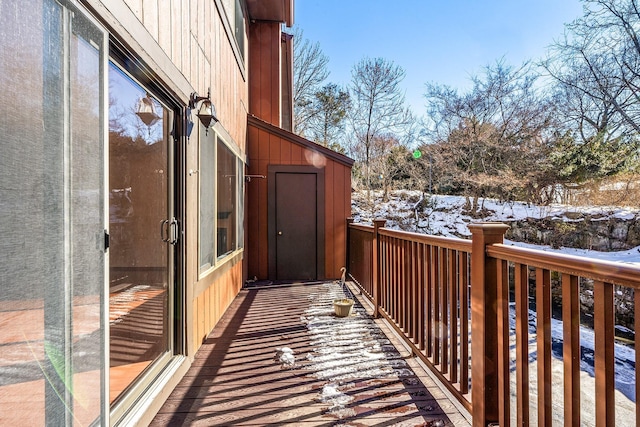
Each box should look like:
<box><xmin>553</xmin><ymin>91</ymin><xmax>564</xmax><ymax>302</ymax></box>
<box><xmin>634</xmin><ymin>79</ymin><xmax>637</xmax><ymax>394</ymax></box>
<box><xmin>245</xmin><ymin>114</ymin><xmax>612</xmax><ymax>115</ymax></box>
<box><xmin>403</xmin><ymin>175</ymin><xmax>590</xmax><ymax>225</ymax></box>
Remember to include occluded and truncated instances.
<box><xmin>108</xmin><ymin>62</ymin><xmax>174</xmax><ymax>406</ymax></box>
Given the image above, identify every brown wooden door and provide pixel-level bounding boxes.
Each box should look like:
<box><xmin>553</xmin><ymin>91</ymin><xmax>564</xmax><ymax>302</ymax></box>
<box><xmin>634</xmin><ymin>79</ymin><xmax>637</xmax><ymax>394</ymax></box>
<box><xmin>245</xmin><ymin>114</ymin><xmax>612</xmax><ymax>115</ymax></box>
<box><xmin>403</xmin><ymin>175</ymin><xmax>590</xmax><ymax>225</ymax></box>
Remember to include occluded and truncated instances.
<box><xmin>268</xmin><ymin>166</ymin><xmax>325</xmax><ymax>281</ymax></box>
<box><xmin>275</xmin><ymin>172</ymin><xmax>317</xmax><ymax>280</ymax></box>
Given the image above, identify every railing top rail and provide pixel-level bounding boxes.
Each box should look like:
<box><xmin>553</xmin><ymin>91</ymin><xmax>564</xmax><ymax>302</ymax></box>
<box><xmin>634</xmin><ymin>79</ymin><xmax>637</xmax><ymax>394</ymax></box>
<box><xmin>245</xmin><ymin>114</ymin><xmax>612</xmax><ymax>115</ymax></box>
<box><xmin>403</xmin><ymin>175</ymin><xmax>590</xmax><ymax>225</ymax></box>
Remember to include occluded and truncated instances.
<box><xmin>488</xmin><ymin>243</ymin><xmax>640</xmax><ymax>288</ymax></box>
<box><xmin>378</xmin><ymin>227</ymin><xmax>473</xmax><ymax>252</ymax></box>
<box><xmin>349</xmin><ymin>223</ymin><xmax>375</xmax><ymax>233</ymax></box>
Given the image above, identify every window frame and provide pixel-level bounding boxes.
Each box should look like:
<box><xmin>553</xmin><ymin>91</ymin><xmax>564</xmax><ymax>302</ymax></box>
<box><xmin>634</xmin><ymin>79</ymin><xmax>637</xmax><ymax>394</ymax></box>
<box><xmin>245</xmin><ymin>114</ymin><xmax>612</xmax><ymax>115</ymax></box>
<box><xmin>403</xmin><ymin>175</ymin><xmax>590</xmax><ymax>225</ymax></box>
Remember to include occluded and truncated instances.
<box><xmin>216</xmin><ymin>0</ymin><xmax>247</xmax><ymax>75</ymax></box>
<box><xmin>198</xmin><ymin>125</ymin><xmax>245</xmax><ymax>278</ymax></box>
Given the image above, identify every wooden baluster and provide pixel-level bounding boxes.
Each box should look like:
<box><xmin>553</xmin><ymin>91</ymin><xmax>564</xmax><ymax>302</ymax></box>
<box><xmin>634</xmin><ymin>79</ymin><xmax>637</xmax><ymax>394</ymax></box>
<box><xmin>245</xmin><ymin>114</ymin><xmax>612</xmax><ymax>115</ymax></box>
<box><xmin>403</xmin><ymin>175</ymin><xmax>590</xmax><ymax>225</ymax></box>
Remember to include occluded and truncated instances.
<box><xmin>449</xmin><ymin>249</ymin><xmax>458</xmax><ymax>384</ymax></box>
<box><xmin>393</xmin><ymin>237</ymin><xmax>399</xmax><ymax>320</ymax></box>
<box><xmin>497</xmin><ymin>258</ymin><xmax>510</xmax><ymax>427</ymax></box>
<box><xmin>426</xmin><ymin>244</ymin><xmax>434</xmax><ymax>358</ymax></box>
<box><xmin>410</xmin><ymin>241</ymin><xmax>418</xmax><ymax>343</ymax></box>
<box><xmin>460</xmin><ymin>251</ymin><xmax>470</xmax><ymax>396</ymax></box>
<box><xmin>372</xmin><ymin>219</ymin><xmax>385</xmax><ymax>318</ymax></box>
<box><xmin>515</xmin><ymin>263</ymin><xmax>530</xmax><ymax>426</ymax></box>
<box><xmin>563</xmin><ymin>274</ymin><xmax>580</xmax><ymax>427</ymax></box>
<box><xmin>401</xmin><ymin>239</ymin><xmax>408</xmax><ymax>332</ymax></box>
<box><xmin>593</xmin><ymin>280</ymin><xmax>615</xmax><ymax>427</ymax></box>
<box><xmin>418</xmin><ymin>243</ymin><xmax>426</xmax><ymax>352</ymax></box>
<box><xmin>440</xmin><ymin>247</ymin><xmax>448</xmax><ymax>373</ymax></box>
<box><xmin>536</xmin><ymin>269</ymin><xmax>552</xmax><ymax>426</ymax></box>
<box><xmin>433</xmin><ymin>246</ymin><xmax>441</xmax><ymax>366</ymax></box>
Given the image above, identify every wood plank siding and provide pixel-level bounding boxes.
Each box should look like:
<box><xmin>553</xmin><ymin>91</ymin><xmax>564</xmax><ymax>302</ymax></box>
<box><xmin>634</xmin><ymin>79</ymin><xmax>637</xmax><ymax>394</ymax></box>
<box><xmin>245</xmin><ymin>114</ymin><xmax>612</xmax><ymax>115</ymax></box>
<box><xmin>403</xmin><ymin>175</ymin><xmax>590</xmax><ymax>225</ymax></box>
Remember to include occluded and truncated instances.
<box><xmin>246</xmin><ymin>115</ymin><xmax>354</xmax><ymax>281</ymax></box>
<box><xmin>249</xmin><ymin>21</ymin><xmax>282</xmax><ymax>126</ymax></box>
<box><xmin>88</xmin><ymin>0</ymin><xmax>255</xmax><ymax>357</ymax></box>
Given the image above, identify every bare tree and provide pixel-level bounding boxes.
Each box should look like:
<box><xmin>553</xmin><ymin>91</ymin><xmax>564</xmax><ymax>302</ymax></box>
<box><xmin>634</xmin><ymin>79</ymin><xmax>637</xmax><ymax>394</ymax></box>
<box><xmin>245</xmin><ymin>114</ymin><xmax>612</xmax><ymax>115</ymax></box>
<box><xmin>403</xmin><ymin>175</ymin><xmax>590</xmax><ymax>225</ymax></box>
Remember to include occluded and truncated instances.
<box><xmin>541</xmin><ymin>0</ymin><xmax>640</xmax><ymax>196</ymax></box>
<box><xmin>349</xmin><ymin>57</ymin><xmax>413</xmax><ymax>199</ymax></box>
<box><xmin>368</xmin><ymin>135</ymin><xmax>404</xmax><ymax>200</ymax></box>
<box><xmin>424</xmin><ymin>61</ymin><xmax>558</xmax><ymax>209</ymax></box>
<box><xmin>291</xmin><ymin>27</ymin><xmax>330</xmax><ymax>136</ymax></box>
<box><xmin>543</xmin><ymin>0</ymin><xmax>640</xmax><ymax>138</ymax></box>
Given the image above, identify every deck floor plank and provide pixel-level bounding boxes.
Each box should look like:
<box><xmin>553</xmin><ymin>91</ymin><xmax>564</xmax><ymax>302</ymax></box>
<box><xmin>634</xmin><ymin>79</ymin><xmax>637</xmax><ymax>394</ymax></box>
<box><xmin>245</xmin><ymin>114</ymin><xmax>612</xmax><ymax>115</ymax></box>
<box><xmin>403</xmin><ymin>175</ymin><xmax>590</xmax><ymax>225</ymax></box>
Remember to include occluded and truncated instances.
<box><xmin>150</xmin><ymin>282</ymin><xmax>470</xmax><ymax>426</ymax></box>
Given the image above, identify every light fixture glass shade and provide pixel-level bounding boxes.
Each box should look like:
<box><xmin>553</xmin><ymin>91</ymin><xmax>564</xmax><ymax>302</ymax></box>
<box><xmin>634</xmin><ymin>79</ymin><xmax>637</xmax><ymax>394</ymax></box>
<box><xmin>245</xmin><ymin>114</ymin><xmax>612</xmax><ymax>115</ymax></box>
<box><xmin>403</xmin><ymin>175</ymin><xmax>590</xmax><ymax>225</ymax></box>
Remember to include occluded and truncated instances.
<box><xmin>135</xmin><ymin>95</ymin><xmax>160</xmax><ymax>126</ymax></box>
<box><xmin>196</xmin><ymin>99</ymin><xmax>217</xmax><ymax>128</ymax></box>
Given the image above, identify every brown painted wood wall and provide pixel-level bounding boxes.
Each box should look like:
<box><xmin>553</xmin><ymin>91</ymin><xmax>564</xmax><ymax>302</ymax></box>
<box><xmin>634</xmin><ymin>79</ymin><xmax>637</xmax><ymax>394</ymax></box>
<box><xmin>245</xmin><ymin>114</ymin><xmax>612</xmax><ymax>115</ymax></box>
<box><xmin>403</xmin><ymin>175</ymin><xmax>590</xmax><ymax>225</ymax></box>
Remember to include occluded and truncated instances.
<box><xmin>247</xmin><ymin>116</ymin><xmax>353</xmax><ymax>281</ymax></box>
<box><xmin>101</xmin><ymin>0</ymin><xmax>254</xmax><ymax>356</ymax></box>
<box><xmin>249</xmin><ymin>21</ymin><xmax>282</xmax><ymax>127</ymax></box>
<box><xmin>193</xmin><ymin>261</ymin><xmax>243</xmax><ymax>351</ymax></box>
<box><xmin>117</xmin><ymin>0</ymin><xmax>249</xmax><ymax>145</ymax></box>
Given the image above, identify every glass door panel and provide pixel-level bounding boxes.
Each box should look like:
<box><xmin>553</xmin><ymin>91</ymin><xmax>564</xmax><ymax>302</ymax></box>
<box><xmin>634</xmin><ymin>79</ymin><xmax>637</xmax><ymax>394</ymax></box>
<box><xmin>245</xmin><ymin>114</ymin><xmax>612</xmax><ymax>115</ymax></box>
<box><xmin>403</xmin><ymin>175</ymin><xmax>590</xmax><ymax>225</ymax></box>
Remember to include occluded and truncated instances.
<box><xmin>0</xmin><ymin>1</ymin><xmax>107</xmax><ymax>425</ymax></box>
<box><xmin>70</xmin><ymin>10</ymin><xmax>107</xmax><ymax>426</ymax></box>
<box><xmin>108</xmin><ymin>63</ymin><xmax>173</xmax><ymax>405</ymax></box>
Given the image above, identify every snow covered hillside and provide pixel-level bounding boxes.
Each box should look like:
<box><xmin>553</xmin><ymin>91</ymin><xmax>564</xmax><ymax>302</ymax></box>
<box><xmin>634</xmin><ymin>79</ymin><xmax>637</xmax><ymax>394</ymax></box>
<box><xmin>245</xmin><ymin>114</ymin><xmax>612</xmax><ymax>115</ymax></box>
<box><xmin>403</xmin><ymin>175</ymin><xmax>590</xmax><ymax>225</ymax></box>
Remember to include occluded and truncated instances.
<box><xmin>351</xmin><ymin>190</ymin><xmax>640</xmax><ymax>266</ymax></box>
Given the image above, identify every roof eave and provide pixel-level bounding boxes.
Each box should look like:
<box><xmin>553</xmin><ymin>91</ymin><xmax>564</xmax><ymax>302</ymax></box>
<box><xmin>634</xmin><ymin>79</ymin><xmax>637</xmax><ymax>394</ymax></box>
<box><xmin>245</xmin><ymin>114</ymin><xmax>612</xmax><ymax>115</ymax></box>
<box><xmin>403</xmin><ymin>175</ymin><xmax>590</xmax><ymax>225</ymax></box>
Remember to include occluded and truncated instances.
<box><xmin>246</xmin><ymin>0</ymin><xmax>294</xmax><ymax>27</ymax></box>
<box><xmin>248</xmin><ymin>115</ymin><xmax>355</xmax><ymax>168</ymax></box>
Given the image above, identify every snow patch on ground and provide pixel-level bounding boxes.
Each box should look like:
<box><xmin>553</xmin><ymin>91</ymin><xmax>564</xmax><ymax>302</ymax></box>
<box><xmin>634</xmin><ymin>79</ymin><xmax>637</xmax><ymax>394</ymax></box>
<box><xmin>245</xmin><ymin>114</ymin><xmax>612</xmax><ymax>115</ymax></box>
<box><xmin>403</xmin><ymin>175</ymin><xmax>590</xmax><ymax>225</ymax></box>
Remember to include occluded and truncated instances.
<box><xmin>300</xmin><ymin>282</ymin><xmax>412</xmax><ymax>418</ymax></box>
<box><xmin>318</xmin><ymin>383</ymin><xmax>355</xmax><ymax>419</ymax></box>
<box><xmin>274</xmin><ymin>347</ymin><xmax>296</xmax><ymax>368</ymax></box>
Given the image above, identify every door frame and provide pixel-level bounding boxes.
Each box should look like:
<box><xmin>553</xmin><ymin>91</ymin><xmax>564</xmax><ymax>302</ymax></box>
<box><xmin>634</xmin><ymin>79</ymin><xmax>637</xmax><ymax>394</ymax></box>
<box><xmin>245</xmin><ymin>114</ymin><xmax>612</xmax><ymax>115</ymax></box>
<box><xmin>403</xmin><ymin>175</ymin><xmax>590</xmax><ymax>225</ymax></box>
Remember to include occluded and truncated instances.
<box><xmin>267</xmin><ymin>165</ymin><xmax>325</xmax><ymax>280</ymax></box>
<box><xmin>107</xmin><ymin>50</ymin><xmax>186</xmax><ymax>424</ymax></box>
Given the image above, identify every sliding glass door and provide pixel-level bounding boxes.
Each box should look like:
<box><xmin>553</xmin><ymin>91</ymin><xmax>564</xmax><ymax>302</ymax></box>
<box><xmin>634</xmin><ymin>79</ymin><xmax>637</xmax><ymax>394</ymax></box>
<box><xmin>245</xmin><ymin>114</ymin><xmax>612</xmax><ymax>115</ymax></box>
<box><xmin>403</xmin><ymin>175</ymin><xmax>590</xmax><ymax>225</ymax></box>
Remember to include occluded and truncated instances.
<box><xmin>1</xmin><ymin>1</ymin><xmax>184</xmax><ymax>423</ymax></box>
<box><xmin>107</xmin><ymin>63</ymin><xmax>175</xmax><ymax>412</ymax></box>
<box><xmin>0</xmin><ymin>0</ymin><xmax>107</xmax><ymax>425</ymax></box>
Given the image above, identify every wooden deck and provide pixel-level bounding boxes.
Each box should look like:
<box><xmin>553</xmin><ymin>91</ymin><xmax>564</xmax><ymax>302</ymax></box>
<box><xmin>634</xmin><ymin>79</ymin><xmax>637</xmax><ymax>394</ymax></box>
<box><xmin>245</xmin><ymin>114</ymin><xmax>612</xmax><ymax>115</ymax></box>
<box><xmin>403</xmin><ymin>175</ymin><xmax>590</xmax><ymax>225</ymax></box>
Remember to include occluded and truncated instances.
<box><xmin>150</xmin><ymin>281</ymin><xmax>471</xmax><ymax>426</ymax></box>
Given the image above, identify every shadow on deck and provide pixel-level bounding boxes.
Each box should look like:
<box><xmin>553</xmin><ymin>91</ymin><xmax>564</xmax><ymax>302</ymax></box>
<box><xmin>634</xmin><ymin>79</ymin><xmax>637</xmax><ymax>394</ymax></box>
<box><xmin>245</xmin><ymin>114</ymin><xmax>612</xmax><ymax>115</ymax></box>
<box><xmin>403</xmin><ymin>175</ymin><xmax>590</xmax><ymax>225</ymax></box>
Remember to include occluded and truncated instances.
<box><xmin>150</xmin><ymin>282</ymin><xmax>471</xmax><ymax>426</ymax></box>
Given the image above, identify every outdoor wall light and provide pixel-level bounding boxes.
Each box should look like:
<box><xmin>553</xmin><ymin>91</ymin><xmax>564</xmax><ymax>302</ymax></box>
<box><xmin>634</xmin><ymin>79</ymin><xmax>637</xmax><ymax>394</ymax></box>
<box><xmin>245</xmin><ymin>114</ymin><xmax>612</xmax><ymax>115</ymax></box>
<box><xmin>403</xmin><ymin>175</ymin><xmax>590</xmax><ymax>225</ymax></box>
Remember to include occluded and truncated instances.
<box><xmin>135</xmin><ymin>94</ymin><xmax>160</xmax><ymax>127</ymax></box>
<box><xmin>189</xmin><ymin>89</ymin><xmax>218</xmax><ymax>135</ymax></box>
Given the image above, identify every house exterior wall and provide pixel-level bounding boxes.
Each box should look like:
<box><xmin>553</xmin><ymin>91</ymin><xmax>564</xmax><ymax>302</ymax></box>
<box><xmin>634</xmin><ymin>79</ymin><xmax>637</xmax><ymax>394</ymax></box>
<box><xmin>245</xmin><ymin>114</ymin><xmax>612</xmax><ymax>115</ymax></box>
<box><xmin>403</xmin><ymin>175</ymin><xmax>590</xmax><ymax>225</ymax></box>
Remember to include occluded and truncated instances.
<box><xmin>89</xmin><ymin>0</ymin><xmax>248</xmax><ymax>358</ymax></box>
<box><xmin>249</xmin><ymin>21</ymin><xmax>283</xmax><ymax>127</ymax></box>
<box><xmin>92</xmin><ymin>0</ymin><xmax>249</xmax><ymax>145</ymax></box>
<box><xmin>246</xmin><ymin>15</ymin><xmax>353</xmax><ymax>282</ymax></box>
<box><xmin>0</xmin><ymin>0</ymin><xmax>292</xmax><ymax>425</ymax></box>
<box><xmin>247</xmin><ymin>116</ymin><xmax>353</xmax><ymax>280</ymax></box>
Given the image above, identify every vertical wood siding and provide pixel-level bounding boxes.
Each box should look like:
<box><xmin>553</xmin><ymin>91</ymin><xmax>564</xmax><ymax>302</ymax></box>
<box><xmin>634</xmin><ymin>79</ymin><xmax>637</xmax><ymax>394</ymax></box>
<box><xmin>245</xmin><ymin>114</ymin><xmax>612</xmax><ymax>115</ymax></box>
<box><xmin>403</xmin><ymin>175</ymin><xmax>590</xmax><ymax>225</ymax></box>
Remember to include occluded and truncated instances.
<box><xmin>114</xmin><ymin>0</ymin><xmax>250</xmax><ymax>355</ymax></box>
<box><xmin>249</xmin><ymin>21</ymin><xmax>282</xmax><ymax>126</ymax></box>
<box><xmin>247</xmin><ymin>117</ymin><xmax>353</xmax><ymax>280</ymax></box>
<box><xmin>121</xmin><ymin>0</ymin><xmax>248</xmax><ymax>145</ymax></box>
<box><xmin>192</xmin><ymin>262</ymin><xmax>242</xmax><ymax>354</ymax></box>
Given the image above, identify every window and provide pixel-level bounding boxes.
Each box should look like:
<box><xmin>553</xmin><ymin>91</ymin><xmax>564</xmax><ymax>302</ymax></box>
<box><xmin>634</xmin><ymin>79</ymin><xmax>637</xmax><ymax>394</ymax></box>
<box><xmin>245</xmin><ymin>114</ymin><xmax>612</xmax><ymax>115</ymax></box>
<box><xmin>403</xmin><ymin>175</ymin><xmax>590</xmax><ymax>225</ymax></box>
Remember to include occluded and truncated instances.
<box><xmin>217</xmin><ymin>142</ymin><xmax>237</xmax><ymax>258</ymax></box>
<box><xmin>234</xmin><ymin>0</ymin><xmax>245</xmax><ymax>60</ymax></box>
<box><xmin>237</xmin><ymin>157</ymin><xmax>245</xmax><ymax>249</ymax></box>
<box><xmin>199</xmin><ymin>128</ymin><xmax>244</xmax><ymax>275</ymax></box>
<box><xmin>221</xmin><ymin>0</ymin><xmax>246</xmax><ymax>61</ymax></box>
<box><xmin>199</xmin><ymin>131</ymin><xmax>216</xmax><ymax>271</ymax></box>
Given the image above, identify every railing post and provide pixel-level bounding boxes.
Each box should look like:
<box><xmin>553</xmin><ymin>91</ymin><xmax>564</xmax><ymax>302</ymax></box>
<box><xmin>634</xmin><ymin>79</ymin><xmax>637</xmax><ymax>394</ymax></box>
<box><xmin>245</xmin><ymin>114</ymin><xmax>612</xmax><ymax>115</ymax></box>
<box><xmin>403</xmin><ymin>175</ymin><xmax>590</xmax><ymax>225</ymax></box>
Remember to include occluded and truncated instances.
<box><xmin>372</xmin><ymin>219</ymin><xmax>386</xmax><ymax>318</ymax></box>
<box><xmin>346</xmin><ymin>217</ymin><xmax>354</xmax><ymax>278</ymax></box>
<box><xmin>468</xmin><ymin>222</ymin><xmax>509</xmax><ymax>427</ymax></box>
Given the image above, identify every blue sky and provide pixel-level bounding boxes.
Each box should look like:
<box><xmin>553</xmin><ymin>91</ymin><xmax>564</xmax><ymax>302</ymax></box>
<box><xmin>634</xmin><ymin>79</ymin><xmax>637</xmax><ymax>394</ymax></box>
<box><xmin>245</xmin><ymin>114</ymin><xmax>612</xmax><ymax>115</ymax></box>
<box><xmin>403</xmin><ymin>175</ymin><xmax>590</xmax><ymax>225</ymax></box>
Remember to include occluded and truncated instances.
<box><xmin>294</xmin><ymin>0</ymin><xmax>584</xmax><ymax>115</ymax></box>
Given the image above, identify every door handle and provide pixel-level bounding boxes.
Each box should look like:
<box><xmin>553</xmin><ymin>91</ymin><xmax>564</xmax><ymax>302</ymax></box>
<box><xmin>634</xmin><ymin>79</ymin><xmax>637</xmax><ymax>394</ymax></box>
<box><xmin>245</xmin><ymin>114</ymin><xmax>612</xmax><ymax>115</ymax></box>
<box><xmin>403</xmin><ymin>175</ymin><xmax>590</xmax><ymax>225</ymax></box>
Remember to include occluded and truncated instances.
<box><xmin>168</xmin><ymin>218</ymin><xmax>179</xmax><ymax>245</ymax></box>
<box><xmin>160</xmin><ymin>219</ymin><xmax>170</xmax><ymax>242</ymax></box>
<box><xmin>160</xmin><ymin>218</ymin><xmax>179</xmax><ymax>244</ymax></box>
<box><xmin>278</xmin><ymin>231</ymin><xmax>283</xmax><ymax>235</ymax></box>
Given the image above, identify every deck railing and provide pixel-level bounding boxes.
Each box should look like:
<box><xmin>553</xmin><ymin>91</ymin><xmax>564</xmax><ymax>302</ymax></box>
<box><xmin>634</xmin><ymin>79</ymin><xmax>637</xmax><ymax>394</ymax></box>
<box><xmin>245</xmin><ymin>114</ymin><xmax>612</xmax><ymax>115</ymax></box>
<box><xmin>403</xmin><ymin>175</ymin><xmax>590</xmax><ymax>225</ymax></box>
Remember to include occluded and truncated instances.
<box><xmin>346</xmin><ymin>218</ymin><xmax>640</xmax><ymax>427</ymax></box>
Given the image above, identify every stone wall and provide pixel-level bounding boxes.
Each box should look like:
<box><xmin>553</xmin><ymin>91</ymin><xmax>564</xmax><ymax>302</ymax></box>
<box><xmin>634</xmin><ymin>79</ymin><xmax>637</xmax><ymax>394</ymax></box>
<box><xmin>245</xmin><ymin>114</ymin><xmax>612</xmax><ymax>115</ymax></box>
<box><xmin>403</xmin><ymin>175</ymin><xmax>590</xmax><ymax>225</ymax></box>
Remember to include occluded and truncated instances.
<box><xmin>505</xmin><ymin>214</ymin><xmax>640</xmax><ymax>251</ymax></box>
